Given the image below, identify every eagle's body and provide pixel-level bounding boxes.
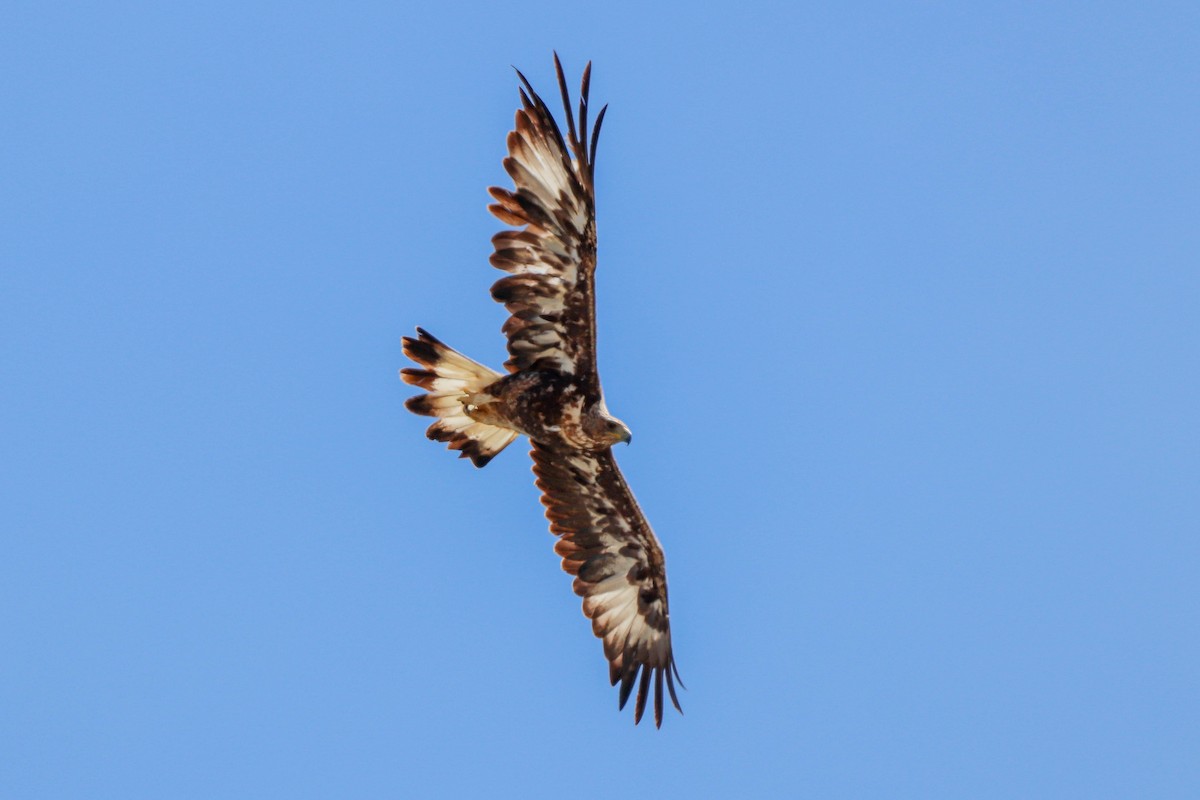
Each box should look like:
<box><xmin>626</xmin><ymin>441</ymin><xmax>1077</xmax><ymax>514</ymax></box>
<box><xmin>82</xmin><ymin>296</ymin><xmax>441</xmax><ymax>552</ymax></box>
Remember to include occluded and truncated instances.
<box><xmin>477</xmin><ymin>370</ymin><xmax>618</xmax><ymax>451</ymax></box>
<box><xmin>401</xmin><ymin>56</ymin><xmax>681</xmax><ymax>727</ymax></box>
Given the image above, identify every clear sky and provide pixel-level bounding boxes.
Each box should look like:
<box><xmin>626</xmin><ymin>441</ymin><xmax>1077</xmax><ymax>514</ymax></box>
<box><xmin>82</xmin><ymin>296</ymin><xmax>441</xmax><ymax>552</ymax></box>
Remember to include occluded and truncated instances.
<box><xmin>2</xmin><ymin>2</ymin><xmax>1197</xmax><ymax>797</ymax></box>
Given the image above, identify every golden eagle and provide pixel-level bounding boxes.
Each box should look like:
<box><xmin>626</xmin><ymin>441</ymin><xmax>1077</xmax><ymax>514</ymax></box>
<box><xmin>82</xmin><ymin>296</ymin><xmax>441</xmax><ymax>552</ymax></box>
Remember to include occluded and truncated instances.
<box><xmin>401</xmin><ymin>55</ymin><xmax>682</xmax><ymax>726</ymax></box>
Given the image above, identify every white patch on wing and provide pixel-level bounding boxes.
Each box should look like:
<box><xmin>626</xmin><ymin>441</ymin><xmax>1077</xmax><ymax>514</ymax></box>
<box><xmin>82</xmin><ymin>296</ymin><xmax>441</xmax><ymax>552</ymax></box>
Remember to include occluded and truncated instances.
<box><xmin>566</xmin><ymin>451</ymin><xmax>599</xmax><ymax>480</ymax></box>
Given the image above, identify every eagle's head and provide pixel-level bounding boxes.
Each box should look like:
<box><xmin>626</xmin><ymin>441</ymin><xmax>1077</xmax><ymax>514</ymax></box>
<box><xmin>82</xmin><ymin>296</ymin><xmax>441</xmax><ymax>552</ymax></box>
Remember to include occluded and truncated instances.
<box><xmin>601</xmin><ymin>416</ymin><xmax>633</xmax><ymax>447</ymax></box>
<box><xmin>580</xmin><ymin>402</ymin><xmax>632</xmax><ymax>449</ymax></box>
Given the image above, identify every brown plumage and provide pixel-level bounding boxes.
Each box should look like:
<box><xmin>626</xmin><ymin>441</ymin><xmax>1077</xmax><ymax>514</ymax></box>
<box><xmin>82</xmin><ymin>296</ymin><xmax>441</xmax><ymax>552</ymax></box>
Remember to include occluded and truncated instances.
<box><xmin>401</xmin><ymin>54</ymin><xmax>682</xmax><ymax>726</ymax></box>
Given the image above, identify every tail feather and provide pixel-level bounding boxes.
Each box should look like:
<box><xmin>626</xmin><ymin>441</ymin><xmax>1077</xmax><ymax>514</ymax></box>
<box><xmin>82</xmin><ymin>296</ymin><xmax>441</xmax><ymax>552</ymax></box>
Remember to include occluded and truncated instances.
<box><xmin>401</xmin><ymin>328</ymin><xmax>518</xmax><ymax>467</ymax></box>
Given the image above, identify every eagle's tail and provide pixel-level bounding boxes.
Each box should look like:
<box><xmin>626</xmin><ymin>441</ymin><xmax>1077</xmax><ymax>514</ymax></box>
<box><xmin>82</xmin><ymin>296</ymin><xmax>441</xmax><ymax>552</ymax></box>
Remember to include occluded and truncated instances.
<box><xmin>401</xmin><ymin>327</ymin><xmax>519</xmax><ymax>468</ymax></box>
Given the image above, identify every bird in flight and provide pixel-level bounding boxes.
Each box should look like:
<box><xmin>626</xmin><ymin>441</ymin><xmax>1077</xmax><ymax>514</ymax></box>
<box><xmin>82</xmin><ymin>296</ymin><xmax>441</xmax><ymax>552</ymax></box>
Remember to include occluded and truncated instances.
<box><xmin>401</xmin><ymin>55</ymin><xmax>682</xmax><ymax>726</ymax></box>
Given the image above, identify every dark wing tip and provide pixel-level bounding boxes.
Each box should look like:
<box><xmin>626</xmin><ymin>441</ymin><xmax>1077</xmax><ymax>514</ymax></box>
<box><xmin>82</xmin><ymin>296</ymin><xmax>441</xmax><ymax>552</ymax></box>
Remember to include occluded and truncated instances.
<box><xmin>671</xmin><ymin>659</ymin><xmax>686</xmax><ymax>691</ymax></box>
<box><xmin>617</xmin><ymin>665</ymin><xmax>638</xmax><ymax>711</ymax></box>
<box><xmin>513</xmin><ymin>67</ymin><xmax>535</xmax><ymax>98</ymax></box>
<box><xmin>588</xmin><ymin>103</ymin><xmax>608</xmax><ymax>179</ymax></box>
<box><xmin>552</xmin><ymin>52</ymin><xmax>578</xmax><ymax>150</ymax></box>
<box><xmin>578</xmin><ymin>61</ymin><xmax>592</xmax><ymax>141</ymax></box>
<box><xmin>654</xmin><ymin>668</ymin><xmax>664</xmax><ymax>727</ymax></box>
<box><xmin>633</xmin><ymin>666</ymin><xmax>652</xmax><ymax>725</ymax></box>
<box><xmin>666</xmin><ymin>659</ymin><xmax>684</xmax><ymax>713</ymax></box>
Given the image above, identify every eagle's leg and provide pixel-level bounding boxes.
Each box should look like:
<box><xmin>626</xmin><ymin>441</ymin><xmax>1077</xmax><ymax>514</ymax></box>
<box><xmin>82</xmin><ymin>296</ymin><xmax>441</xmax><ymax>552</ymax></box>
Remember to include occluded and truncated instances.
<box><xmin>463</xmin><ymin>391</ymin><xmax>507</xmax><ymax>424</ymax></box>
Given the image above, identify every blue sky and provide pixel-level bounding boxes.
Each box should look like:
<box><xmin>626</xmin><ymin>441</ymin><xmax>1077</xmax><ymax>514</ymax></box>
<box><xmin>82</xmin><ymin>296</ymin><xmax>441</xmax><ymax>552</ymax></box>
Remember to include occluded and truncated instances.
<box><xmin>2</xmin><ymin>2</ymin><xmax>1197</xmax><ymax>797</ymax></box>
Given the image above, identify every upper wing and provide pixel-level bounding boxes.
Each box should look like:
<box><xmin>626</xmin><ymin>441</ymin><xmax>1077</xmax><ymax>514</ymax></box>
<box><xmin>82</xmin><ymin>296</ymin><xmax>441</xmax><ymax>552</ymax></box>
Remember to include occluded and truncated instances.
<box><xmin>531</xmin><ymin>441</ymin><xmax>683</xmax><ymax>726</ymax></box>
<box><xmin>488</xmin><ymin>55</ymin><xmax>608</xmax><ymax>392</ymax></box>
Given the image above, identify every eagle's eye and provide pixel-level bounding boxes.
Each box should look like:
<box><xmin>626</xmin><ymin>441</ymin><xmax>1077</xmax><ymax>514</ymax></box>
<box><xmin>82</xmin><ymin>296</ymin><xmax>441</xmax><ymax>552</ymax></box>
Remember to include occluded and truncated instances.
<box><xmin>605</xmin><ymin>420</ymin><xmax>632</xmax><ymax>445</ymax></box>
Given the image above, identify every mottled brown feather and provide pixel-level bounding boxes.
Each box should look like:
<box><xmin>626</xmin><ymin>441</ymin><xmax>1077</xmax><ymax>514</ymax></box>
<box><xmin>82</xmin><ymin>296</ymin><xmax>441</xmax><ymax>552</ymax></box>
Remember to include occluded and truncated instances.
<box><xmin>531</xmin><ymin>442</ymin><xmax>681</xmax><ymax>727</ymax></box>
<box><xmin>487</xmin><ymin>57</ymin><xmax>602</xmax><ymax>388</ymax></box>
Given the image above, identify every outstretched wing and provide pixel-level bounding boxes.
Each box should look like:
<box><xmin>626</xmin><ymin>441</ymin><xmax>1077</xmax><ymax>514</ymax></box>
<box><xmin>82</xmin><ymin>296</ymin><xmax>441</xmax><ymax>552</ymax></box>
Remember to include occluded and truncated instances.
<box><xmin>488</xmin><ymin>55</ymin><xmax>608</xmax><ymax>393</ymax></box>
<box><xmin>531</xmin><ymin>441</ymin><xmax>683</xmax><ymax>727</ymax></box>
